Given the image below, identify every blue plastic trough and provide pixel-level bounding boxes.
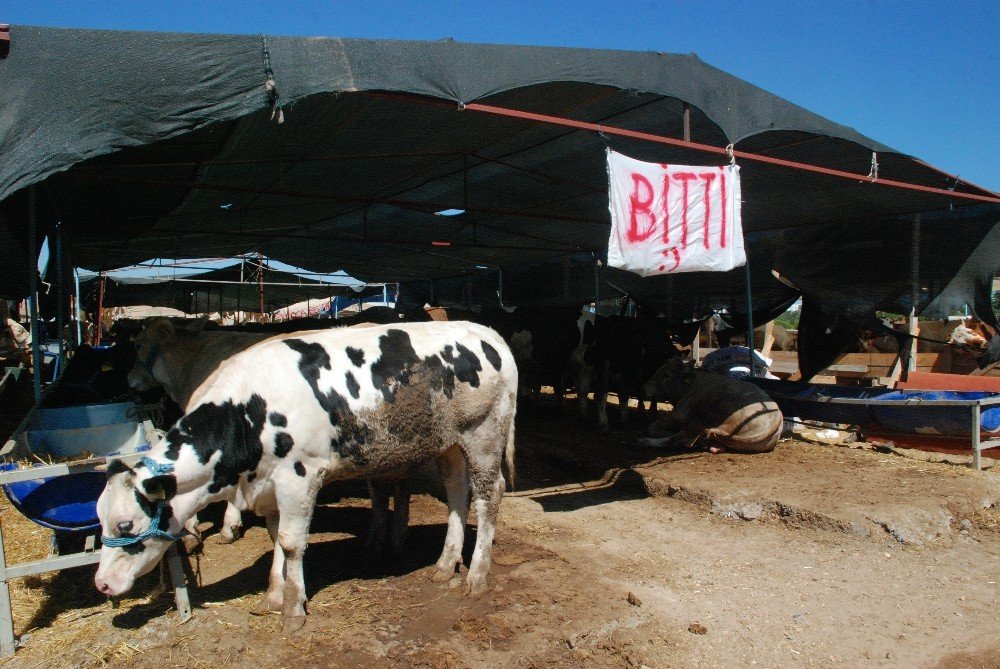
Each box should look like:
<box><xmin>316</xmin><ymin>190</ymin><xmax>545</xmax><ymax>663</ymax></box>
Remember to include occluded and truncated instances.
<box><xmin>751</xmin><ymin>379</ymin><xmax>1000</xmax><ymax>436</ymax></box>
<box><xmin>1</xmin><ymin>402</ymin><xmax>152</xmax><ymax>532</ymax></box>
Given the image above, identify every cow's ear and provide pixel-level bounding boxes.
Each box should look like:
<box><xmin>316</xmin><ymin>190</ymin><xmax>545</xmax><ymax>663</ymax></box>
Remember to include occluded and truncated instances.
<box><xmin>104</xmin><ymin>459</ymin><xmax>134</xmax><ymax>480</ymax></box>
<box><xmin>141</xmin><ymin>475</ymin><xmax>177</xmax><ymax>501</ymax></box>
<box><xmin>143</xmin><ymin>318</ymin><xmax>175</xmax><ymax>345</ymax></box>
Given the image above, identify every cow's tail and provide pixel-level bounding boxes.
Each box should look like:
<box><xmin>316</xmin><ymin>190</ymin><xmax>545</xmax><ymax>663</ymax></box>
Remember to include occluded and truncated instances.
<box><xmin>504</xmin><ymin>408</ymin><xmax>517</xmax><ymax>491</ymax></box>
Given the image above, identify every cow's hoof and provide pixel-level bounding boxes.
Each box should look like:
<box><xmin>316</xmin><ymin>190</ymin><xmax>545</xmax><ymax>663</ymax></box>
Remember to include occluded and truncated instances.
<box><xmin>464</xmin><ymin>579</ymin><xmax>489</xmax><ymax>599</ymax></box>
<box><xmin>218</xmin><ymin>525</ymin><xmax>242</xmax><ymax>544</ymax></box>
<box><xmin>282</xmin><ymin>615</ymin><xmax>307</xmax><ymax>634</ymax></box>
<box><xmin>431</xmin><ymin>566</ymin><xmax>456</xmax><ymax>583</ymax></box>
<box><xmin>251</xmin><ymin>593</ymin><xmax>283</xmax><ymax>614</ymax></box>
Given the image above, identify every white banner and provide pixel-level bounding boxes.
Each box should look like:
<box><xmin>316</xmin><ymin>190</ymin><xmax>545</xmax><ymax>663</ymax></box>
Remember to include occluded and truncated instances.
<box><xmin>606</xmin><ymin>149</ymin><xmax>745</xmax><ymax>276</ymax></box>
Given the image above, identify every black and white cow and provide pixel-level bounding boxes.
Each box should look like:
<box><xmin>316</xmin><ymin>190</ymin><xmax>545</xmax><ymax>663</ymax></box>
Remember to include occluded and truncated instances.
<box><xmin>95</xmin><ymin>322</ymin><xmax>517</xmax><ymax>632</ymax></box>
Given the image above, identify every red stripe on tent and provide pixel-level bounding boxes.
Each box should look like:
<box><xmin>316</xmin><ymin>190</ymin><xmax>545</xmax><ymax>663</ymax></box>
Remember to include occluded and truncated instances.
<box><xmin>459</xmin><ymin>101</ymin><xmax>1000</xmax><ymax>205</ymax></box>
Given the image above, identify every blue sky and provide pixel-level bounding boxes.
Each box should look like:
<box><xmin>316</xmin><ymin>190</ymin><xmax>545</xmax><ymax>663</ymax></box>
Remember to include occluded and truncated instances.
<box><xmin>6</xmin><ymin>0</ymin><xmax>999</xmax><ymax>195</ymax></box>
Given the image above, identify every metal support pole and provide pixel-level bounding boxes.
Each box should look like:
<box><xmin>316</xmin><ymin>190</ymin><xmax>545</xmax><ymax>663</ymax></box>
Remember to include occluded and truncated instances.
<box><xmin>594</xmin><ymin>259</ymin><xmax>601</xmax><ymax>306</ymax></box>
<box><xmin>683</xmin><ymin>103</ymin><xmax>691</xmax><ymax>142</ymax></box>
<box><xmin>972</xmin><ymin>403</ymin><xmax>982</xmax><ymax>471</ymax></box>
<box><xmin>236</xmin><ymin>260</ymin><xmax>243</xmax><ymax>318</ymax></box>
<box><xmin>256</xmin><ymin>253</ymin><xmax>265</xmax><ymax>316</ymax></box>
<box><xmin>28</xmin><ymin>186</ymin><xmax>42</xmax><ymax>403</ymax></box>
<box><xmin>73</xmin><ymin>268</ymin><xmax>82</xmax><ymax>346</ymax></box>
<box><xmin>166</xmin><ymin>545</ymin><xmax>192</xmax><ymax>622</ymax></box>
<box><xmin>94</xmin><ymin>272</ymin><xmax>105</xmax><ymax>346</ymax></box>
<box><xmin>0</xmin><ymin>521</ymin><xmax>16</xmax><ymax>655</ymax></box>
<box><xmin>744</xmin><ymin>260</ymin><xmax>755</xmax><ymax>377</ymax></box>
<box><xmin>908</xmin><ymin>214</ymin><xmax>921</xmax><ymax>373</ymax></box>
<box><xmin>55</xmin><ymin>223</ymin><xmax>64</xmax><ymax>372</ymax></box>
<box><xmin>498</xmin><ymin>270</ymin><xmax>504</xmax><ymax>307</ymax></box>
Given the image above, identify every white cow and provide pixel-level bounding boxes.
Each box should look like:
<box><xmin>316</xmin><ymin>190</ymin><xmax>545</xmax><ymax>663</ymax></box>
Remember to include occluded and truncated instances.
<box><xmin>96</xmin><ymin>322</ymin><xmax>517</xmax><ymax>632</ymax></box>
<box><xmin>129</xmin><ymin>318</ymin><xmax>410</xmax><ymax>550</ymax></box>
<box><xmin>128</xmin><ymin>319</ymin><xmax>273</xmax><ymax>543</ymax></box>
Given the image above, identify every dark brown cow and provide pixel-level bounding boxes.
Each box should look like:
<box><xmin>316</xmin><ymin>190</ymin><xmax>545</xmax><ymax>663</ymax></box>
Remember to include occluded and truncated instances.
<box><xmin>641</xmin><ymin>358</ymin><xmax>783</xmax><ymax>454</ymax></box>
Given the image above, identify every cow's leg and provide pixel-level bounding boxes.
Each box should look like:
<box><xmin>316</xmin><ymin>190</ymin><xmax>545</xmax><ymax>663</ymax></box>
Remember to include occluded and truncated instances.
<box><xmin>181</xmin><ymin>516</ymin><xmax>202</xmax><ymax>553</ymax></box>
<box><xmin>275</xmin><ymin>475</ymin><xmax>322</xmax><ymax>633</ymax></box>
<box><xmin>389</xmin><ymin>479</ymin><xmax>411</xmax><ymax>554</ymax></box>
<box><xmin>618</xmin><ymin>383</ymin><xmax>631</xmax><ymax>426</ymax></box>
<box><xmin>597</xmin><ymin>361</ymin><xmax>611</xmax><ymax>431</ymax></box>
<box><xmin>433</xmin><ymin>444</ymin><xmax>471</xmax><ymax>583</ymax></box>
<box><xmin>645</xmin><ymin>393</ymin><xmax>658</xmax><ymax>419</ymax></box>
<box><xmin>465</xmin><ymin>463</ymin><xmax>505</xmax><ymax>598</ymax></box>
<box><xmin>218</xmin><ymin>501</ymin><xmax>244</xmax><ymax>544</ymax></box>
<box><xmin>365</xmin><ymin>479</ymin><xmax>390</xmax><ymax>555</ymax></box>
<box><xmin>260</xmin><ymin>512</ymin><xmax>285</xmax><ymax>613</ymax></box>
<box><xmin>576</xmin><ymin>368</ymin><xmax>591</xmax><ymax>416</ymax></box>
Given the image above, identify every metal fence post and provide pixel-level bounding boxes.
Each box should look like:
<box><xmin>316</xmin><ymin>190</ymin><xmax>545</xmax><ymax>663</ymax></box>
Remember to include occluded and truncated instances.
<box><xmin>972</xmin><ymin>403</ymin><xmax>982</xmax><ymax>471</ymax></box>
<box><xmin>0</xmin><ymin>523</ymin><xmax>16</xmax><ymax>655</ymax></box>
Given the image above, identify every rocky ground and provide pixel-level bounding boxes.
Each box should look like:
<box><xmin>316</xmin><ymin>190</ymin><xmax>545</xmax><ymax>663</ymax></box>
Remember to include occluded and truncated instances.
<box><xmin>1</xmin><ymin>397</ymin><xmax>998</xmax><ymax>668</ymax></box>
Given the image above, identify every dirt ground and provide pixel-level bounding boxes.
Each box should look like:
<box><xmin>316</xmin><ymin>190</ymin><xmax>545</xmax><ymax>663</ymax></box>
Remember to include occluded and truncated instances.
<box><xmin>1</xmin><ymin>394</ymin><xmax>999</xmax><ymax>669</ymax></box>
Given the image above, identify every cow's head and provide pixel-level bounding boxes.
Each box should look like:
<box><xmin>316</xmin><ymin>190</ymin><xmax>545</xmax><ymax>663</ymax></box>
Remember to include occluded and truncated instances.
<box><xmin>95</xmin><ymin>458</ymin><xmax>183</xmax><ymax>596</ymax></box>
<box><xmin>643</xmin><ymin>356</ymin><xmax>695</xmax><ymax>402</ymax></box>
<box><xmin>128</xmin><ymin>318</ymin><xmax>176</xmax><ymax>392</ymax></box>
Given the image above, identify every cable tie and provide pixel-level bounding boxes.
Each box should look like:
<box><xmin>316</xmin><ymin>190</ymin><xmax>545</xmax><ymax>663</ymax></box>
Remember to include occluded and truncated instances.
<box><xmin>725</xmin><ymin>144</ymin><xmax>736</xmax><ymax>166</ymax></box>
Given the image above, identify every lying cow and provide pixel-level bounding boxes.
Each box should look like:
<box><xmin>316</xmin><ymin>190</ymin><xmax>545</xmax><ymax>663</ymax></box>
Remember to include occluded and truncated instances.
<box><xmin>640</xmin><ymin>357</ymin><xmax>782</xmax><ymax>454</ymax></box>
<box><xmin>97</xmin><ymin>322</ymin><xmax>517</xmax><ymax>632</ymax></box>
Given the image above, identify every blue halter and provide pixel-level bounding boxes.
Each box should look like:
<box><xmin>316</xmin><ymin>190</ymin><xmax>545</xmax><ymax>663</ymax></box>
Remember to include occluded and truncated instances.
<box><xmin>135</xmin><ymin>344</ymin><xmax>161</xmax><ymax>375</ymax></box>
<box><xmin>101</xmin><ymin>457</ymin><xmax>187</xmax><ymax>548</ymax></box>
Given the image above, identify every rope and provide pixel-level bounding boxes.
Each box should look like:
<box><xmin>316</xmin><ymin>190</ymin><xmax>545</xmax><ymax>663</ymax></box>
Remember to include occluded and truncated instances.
<box><xmin>101</xmin><ymin>502</ymin><xmax>186</xmax><ymax>547</ymax></box>
<box><xmin>260</xmin><ymin>34</ymin><xmax>284</xmax><ymax>124</ymax></box>
<box><xmin>140</xmin><ymin>455</ymin><xmax>174</xmax><ymax>477</ymax></box>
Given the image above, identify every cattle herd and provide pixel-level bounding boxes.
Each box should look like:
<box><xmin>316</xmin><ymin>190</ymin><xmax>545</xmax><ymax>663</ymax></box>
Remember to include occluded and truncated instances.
<box><xmin>4</xmin><ymin>299</ymin><xmax>986</xmax><ymax>630</ymax></box>
<box><xmin>75</xmin><ymin>302</ymin><xmax>794</xmax><ymax>630</ymax></box>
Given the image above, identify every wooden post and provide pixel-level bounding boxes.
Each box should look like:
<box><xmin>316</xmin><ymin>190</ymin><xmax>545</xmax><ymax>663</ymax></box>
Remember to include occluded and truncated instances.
<box><xmin>761</xmin><ymin>320</ymin><xmax>776</xmax><ymax>357</ymax></box>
